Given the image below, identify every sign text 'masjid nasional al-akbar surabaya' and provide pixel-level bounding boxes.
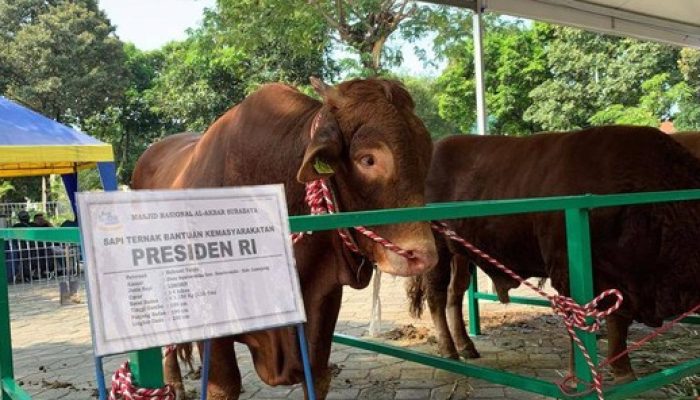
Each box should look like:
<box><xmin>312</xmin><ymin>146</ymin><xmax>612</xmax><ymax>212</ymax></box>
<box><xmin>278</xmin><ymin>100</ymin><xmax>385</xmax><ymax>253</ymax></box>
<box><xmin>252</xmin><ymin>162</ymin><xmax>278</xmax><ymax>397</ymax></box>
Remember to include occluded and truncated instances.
<box><xmin>132</xmin><ymin>207</ymin><xmax>258</xmax><ymax>221</ymax></box>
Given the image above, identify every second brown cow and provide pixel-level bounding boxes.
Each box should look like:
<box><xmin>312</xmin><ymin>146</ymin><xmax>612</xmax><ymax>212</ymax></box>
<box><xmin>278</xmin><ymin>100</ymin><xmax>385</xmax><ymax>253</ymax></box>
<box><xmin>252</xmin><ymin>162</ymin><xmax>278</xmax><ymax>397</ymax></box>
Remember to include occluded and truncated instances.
<box><xmin>408</xmin><ymin>126</ymin><xmax>700</xmax><ymax>384</ymax></box>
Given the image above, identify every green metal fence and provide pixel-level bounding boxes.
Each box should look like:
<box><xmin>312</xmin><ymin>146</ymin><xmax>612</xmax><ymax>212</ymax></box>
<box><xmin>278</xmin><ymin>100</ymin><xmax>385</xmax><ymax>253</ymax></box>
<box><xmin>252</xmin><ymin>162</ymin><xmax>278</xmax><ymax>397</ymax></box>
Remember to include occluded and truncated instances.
<box><xmin>321</xmin><ymin>189</ymin><xmax>700</xmax><ymax>400</ymax></box>
<box><xmin>0</xmin><ymin>228</ymin><xmax>165</xmax><ymax>400</ymax></box>
<box><xmin>2</xmin><ymin>189</ymin><xmax>700</xmax><ymax>399</ymax></box>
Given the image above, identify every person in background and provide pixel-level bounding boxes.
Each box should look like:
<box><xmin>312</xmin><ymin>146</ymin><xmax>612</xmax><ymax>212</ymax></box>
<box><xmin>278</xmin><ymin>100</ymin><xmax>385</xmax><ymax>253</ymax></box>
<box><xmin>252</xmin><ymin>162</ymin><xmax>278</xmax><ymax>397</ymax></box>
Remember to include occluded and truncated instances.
<box><xmin>32</xmin><ymin>212</ymin><xmax>52</xmax><ymax>227</ymax></box>
<box><xmin>30</xmin><ymin>212</ymin><xmax>53</xmax><ymax>276</ymax></box>
<box><xmin>13</xmin><ymin>210</ymin><xmax>31</xmax><ymax>227</ymax></box>
<box><xmin>60</xmin><ymin>219</ymin><xmax>78</xmax><ymax>227</ymax></box>
<box><xmin>7</xmin><ymin>210</ymin><xmax>31</xmax><ymax>282</ymax></box>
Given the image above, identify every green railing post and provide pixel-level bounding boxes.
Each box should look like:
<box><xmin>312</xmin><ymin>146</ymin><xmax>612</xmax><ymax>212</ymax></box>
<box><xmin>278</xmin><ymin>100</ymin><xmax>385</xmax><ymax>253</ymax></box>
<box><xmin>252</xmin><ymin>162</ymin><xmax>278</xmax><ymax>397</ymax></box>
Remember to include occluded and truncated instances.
<box><xmin>129</xmin><ymin>348</ymin><xmax>164</xmax><ymax>389</ymax></box>
<box><xmin>0</xmin><ymin>238</ymin><xmax>11</xmax><ymax>400</ymax></box>
<box><xmin>564</xmin><ymin>208</ymin><xmax>598</xmax><ymax>392</ymax></box>
<box><xmin>467</xmin><ymin>264</ymin><xmax>481</xmax><ymax>336</ymax></box>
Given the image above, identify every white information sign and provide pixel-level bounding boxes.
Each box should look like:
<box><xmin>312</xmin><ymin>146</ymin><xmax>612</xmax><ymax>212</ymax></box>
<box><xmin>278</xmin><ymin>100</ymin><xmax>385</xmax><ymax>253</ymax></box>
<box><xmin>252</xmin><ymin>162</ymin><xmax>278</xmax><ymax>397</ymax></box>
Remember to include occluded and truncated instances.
<box><xmin>78</xmin><ymin>185</ymin><xmax>305</xmax><ymax>356</ymax></box>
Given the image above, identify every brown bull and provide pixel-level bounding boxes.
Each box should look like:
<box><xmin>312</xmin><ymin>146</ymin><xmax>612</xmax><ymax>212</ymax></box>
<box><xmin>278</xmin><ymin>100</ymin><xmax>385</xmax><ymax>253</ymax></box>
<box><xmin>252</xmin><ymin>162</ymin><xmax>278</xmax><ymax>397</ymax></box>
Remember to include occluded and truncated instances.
<box><xmin>132</xmin><ymin>78</ymin><xmax>438</xmax><ymax>399</ymax></box>
<box><xmin>407</xmin><ymin>126</ymin><xmax>700</xmax><ymax>384</ymax></box>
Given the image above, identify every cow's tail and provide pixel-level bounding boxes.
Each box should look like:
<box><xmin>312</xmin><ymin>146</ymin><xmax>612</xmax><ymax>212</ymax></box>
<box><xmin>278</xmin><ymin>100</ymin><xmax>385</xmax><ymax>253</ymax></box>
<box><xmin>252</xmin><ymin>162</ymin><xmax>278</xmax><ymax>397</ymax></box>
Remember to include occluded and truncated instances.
<box><xmin>406</xmin><ymin>275</ymin><xmax>425</xmax><ymax>319</ymax></box>
<box><xmin>177</xmin><ymin>343</ymin><xmax>195</xmax><ymax>371</ymax></box>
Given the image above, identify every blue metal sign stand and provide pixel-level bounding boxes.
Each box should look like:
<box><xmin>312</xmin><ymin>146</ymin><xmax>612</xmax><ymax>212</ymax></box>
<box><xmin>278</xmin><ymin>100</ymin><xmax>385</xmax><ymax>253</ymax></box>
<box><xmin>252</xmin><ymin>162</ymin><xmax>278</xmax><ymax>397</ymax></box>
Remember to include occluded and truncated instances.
<box><xmin>296</xmin><ymin>324</ymin><xmax>316</xmax><ymax>400</ymax></box>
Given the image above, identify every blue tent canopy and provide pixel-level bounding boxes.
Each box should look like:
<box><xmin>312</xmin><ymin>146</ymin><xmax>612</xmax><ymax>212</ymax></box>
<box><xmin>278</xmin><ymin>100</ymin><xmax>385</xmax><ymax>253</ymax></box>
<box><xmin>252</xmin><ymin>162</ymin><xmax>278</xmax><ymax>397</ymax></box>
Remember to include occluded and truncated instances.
<box><xmin>0</xmin><ymin>96</ymin><xmax>114</xmax><ymax>178</ymax></box>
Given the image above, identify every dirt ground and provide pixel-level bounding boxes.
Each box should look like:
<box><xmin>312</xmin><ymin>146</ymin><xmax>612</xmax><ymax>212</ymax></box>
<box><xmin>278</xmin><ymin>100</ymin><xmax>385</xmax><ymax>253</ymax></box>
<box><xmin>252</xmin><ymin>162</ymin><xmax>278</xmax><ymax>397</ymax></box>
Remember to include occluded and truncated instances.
<box><xmin>7</xmin><ymin>272</ymin><xmax>700</xmax><ymax>399</ymax></box>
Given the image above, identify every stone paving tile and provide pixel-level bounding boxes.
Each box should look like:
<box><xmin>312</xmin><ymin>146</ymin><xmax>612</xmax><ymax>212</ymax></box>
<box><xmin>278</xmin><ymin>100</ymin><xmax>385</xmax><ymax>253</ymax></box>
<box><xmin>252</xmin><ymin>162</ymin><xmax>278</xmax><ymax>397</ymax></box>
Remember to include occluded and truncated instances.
<box><xmin>394</xmin><ymin>388</ymin><xmax>431</xmax><ymax>399</ymax></box>
<box><xmin>5</xmin><ymin>272</ymin><xmax>698</xmax><ymax>399</ymax></box>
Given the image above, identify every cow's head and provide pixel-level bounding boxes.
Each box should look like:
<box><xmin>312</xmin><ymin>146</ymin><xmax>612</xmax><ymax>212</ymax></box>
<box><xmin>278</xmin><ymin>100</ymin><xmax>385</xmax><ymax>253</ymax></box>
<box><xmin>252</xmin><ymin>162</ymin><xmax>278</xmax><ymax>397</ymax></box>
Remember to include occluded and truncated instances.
<box><xmin>296</xmin><ymin>77</ymin><xmax>438</xmax><ymax>276</ymax></box>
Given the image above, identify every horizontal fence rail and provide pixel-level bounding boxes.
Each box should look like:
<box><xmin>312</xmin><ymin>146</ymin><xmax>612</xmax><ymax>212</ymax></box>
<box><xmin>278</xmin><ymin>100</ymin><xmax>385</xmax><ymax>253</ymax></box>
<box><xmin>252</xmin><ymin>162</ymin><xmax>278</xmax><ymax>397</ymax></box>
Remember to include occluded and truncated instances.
<box><xmin>289</xmin><ymin>189</ymin><xmax>700</xmax><ymax>232</ymax></box>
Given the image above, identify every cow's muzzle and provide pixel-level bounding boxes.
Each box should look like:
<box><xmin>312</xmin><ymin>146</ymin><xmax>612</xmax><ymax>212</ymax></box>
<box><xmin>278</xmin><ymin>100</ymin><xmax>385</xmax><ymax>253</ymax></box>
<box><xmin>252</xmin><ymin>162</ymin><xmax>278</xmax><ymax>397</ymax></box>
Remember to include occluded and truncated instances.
<box><xmin>372</xmin><ymin>223</ymin><xmax>438</xmax><ymax>276</ymax></box>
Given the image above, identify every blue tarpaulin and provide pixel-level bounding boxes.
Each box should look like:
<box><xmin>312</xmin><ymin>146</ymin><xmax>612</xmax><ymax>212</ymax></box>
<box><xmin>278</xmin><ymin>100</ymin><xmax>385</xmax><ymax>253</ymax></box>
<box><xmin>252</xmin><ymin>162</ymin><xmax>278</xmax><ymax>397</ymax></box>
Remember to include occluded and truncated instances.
<box><xmin>0</xmin><ymin>96</ymin><xmax>113</xmax><ymax>177</ymax></box>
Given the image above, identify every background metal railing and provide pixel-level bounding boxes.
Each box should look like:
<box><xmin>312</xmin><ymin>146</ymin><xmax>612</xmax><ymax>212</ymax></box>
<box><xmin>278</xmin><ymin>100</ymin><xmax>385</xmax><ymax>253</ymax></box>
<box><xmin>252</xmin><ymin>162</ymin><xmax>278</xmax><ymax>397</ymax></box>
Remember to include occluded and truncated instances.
<box><xmin>4</xmin><ymin>239</ymin><xmax>81</xmax><ymax>285</ymax></box>
<box><xmin>0</xmin><ymin>201</ymin><xmax>72</xmax><ymax>228</ymax></box>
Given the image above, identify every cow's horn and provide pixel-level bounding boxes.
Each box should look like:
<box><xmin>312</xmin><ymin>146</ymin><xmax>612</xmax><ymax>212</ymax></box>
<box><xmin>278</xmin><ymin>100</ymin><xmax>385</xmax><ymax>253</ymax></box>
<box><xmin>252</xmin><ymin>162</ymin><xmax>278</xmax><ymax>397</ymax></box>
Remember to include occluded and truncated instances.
<box><xmin>310</xmin><ymin>77</ymin><xmax>344</xmax><ymax>106</ymax></box>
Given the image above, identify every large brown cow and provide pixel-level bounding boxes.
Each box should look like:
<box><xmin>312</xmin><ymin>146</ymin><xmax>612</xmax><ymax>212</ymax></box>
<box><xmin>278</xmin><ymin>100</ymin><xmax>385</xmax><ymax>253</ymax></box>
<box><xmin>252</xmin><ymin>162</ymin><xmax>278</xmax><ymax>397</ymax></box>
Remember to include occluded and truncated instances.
<box><xmin>407</xmin><ymin>126</ymin><xmax>700</xmax><ymax>384</ymax></box>
<box><xmin>131</xmin><ymin>78</ymin><xmax>438</xmax><ymax>399</ymax></box>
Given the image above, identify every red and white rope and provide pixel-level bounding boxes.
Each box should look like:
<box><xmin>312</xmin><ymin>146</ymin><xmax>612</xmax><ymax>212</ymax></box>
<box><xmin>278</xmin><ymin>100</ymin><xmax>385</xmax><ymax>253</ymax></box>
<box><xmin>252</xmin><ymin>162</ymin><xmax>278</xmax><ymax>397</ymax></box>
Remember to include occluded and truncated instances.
<box><xmin>109</xmin><ymin>361</ymin><xmax>174</xmax><ymax>400</ymax></box>
<box><xmin>432</xmin><ymin>221</ymin><xmax>623</xmax><ymax>400</ymax></box>
<box><xmin>163</xmin><ymin>345</ymin><xmax>177</xmax><ymax>358</ymax></box>
<box><xmin>600</xmin><ymin>302</ymin><xmax>700</xmax><ymax>369</ymax></box>
<box><xmin>292</xmin><ymin>179</ymin><xmax>415</xmax><ymax>259</ymax></box>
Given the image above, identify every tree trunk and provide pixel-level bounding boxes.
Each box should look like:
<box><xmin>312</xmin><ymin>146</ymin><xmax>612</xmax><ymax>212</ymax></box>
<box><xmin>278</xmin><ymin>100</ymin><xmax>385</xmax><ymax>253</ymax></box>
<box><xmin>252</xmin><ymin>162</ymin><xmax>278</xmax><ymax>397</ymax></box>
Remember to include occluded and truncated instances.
<box><xmin>371</xmin><ymin>35</ymin><xmax>389</xmax><ymax>75</ymax></box>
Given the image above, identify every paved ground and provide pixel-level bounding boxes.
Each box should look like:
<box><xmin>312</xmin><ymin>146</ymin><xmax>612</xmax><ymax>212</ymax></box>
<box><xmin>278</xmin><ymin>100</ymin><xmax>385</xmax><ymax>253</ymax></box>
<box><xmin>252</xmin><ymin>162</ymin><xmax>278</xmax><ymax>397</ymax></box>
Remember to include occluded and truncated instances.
<box><xmin>5</xmin><ymin>272</ymin><xmax>699</xmax><ymax>399</ymax></box>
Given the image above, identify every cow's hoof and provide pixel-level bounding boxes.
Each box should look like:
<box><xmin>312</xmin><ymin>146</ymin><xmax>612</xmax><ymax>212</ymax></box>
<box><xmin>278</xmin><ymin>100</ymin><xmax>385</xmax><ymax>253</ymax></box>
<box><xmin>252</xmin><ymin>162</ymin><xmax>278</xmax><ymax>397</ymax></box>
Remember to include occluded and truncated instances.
<box><xmin>612</xmin><ymin>372</ymin><xmax>637</xmax><ymax>385</ymax></box>
<box><xmin>459</xmin><ymin>348</ymin><xmax>481</xmax><ymax>359</ymax></box>
<box><xmin>439</xmin><ymin>349</ymin><xmax>460</xmax><ymax>360</ymax></box>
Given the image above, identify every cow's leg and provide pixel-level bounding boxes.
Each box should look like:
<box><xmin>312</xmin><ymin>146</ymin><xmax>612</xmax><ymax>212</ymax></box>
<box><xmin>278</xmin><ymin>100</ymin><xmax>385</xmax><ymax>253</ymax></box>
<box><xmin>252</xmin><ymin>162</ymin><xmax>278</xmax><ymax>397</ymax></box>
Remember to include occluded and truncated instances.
<box><xmin>446</xmin><ymin>255</ymin><xmax>480</xmax><ymax>359</ymax></box>
<box><xmin>426</xmin><ymin>254</ymin><xmax>460</xmax><ymax>359</ymax></box>
<box><xmin>199</xmin><ymin>337</ymin><xmax>242</xmax><ymax>399</ymax></box>
<box><xmin>606</xmin><ymin>314</ymin><xmax>636</xmax><ymax>384</ymax></box>
<box><xmin>163</xmin><ymin>349</ymin><xmax>187</xmax><ymax>400</ymax></box>
<box><xmin>302</xmin><ymin>365</ymin><xmax>332</xmax><ymax>400</ymax></box>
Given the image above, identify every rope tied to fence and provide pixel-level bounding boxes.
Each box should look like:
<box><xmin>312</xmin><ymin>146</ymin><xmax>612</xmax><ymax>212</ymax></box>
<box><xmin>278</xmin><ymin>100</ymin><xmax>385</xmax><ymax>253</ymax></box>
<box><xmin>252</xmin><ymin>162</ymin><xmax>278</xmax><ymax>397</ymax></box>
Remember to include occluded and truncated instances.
<box><xmin>292</xmin><ymin>179</ymin><xmax>415</xmax><ymax>260</ymax></box>
<box><xmin>109</xmin><ymin>361</ymin><xmax>174</xmax><ymax>400</ymax></box>
<box><xmin>432</xmin><ymin>221</ymin><xmax>622</xmax><ymax>400</ymax></box>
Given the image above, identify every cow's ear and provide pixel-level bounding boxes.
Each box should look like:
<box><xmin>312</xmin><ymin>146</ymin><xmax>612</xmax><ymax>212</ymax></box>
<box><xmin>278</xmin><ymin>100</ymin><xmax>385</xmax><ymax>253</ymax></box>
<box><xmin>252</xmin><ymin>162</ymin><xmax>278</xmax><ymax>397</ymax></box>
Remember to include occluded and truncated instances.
<box><xmin>297</xmin><ymin>113</ymin><xmax>343</xmax><ymax>183</ymax></box>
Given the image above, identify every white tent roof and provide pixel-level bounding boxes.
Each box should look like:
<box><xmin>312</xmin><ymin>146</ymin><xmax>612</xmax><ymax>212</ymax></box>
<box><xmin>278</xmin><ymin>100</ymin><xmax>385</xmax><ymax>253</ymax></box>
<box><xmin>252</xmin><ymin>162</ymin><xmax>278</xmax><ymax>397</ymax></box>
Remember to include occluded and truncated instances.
<box><xmin>426</xmin><ymin>0</ymin><xmax>700</xmax><ymax>48</ymax></box>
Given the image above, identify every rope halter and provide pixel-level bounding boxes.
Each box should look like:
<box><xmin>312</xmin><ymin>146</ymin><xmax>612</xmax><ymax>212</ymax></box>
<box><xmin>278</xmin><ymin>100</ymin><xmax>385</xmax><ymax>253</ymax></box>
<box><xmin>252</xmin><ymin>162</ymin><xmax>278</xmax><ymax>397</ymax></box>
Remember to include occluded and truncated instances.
<box><xmin>291</xmin><ymin>110</ymin><xmax>416</xmax><ymax>261</ymax></box>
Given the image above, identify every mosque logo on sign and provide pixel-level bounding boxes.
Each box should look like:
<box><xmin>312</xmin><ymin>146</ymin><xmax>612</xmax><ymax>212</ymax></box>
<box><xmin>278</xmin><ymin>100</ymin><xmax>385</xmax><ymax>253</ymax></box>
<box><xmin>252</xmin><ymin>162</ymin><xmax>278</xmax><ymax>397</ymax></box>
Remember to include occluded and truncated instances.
<box><xmin>96</xmin><ymin>209</ymin><xmax>123</xmax><ymax>231</ymax></box>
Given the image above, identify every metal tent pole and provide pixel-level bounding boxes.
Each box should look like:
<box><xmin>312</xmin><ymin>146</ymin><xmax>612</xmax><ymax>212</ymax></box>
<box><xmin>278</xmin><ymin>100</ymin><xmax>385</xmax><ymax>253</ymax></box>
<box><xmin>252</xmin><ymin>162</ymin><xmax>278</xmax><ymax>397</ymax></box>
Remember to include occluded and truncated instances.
<box><xmin>473</xmin><ymin>0</ymin><xmax>488</xmax><ymax>135</ymax></box>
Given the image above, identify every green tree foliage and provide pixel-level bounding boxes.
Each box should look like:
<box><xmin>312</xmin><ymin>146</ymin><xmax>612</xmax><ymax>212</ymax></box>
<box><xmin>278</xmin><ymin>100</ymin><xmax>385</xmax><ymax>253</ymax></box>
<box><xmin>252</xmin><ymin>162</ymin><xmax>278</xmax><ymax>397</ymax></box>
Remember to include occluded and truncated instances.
<box><xmin>401</xmin><ymin>76</ymin><xmax>456</xmax><ymax>139</ymax></box>
<box><xmin>2</xmin><ymin>177</ymin><xmax>40</xmax><ymax>202</ymax></box>
<box><xmin>146</xmin><ymin>0</ymin><xmax>332</xmax><ymax>132</ymax></box>
<box><xmin>82</xmin><ymin>44</ymin><xmax>172</xmax><ymax>183</ymax></box>
<box><xmin>0</xmin><ymin>180</ymin><xmax>14</xmax><ymax>201</ymax></box>
<box><xmin>0</xmin><ymin>0</ymin><xmax>127</xmax><ymax>122</ymax></box>
<box><xmin>524</xmin><ymin>26</ymin><xmax>680</xmax><ymax>130</ymax></box>
<box><xmin>308</xmin><ymin>0</ymin><xmax>431</xmax><ymax>76</ymax></box>
<box><xmin>433</xmin><ymin>16</ymin><xmax>548</xmax><ymax>135</ymax></box>
<box><xmin>589</xmin><ymin>73</ymin><xmax>675</xmax><ymax>126</ymax></box>
<box><xmin>673</xmin><ymin>48</ymin><xmax>700</xmax><ymax>131</ymax></box>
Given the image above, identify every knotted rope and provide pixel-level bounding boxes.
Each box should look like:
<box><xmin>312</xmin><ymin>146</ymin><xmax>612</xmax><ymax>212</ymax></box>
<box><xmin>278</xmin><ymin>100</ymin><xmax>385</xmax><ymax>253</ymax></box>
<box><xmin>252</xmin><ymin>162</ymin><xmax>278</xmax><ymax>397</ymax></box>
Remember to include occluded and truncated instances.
<box><xmin>432</xmin><ymin>221</ymin><xmax>623</xmax><ymax>400</ymax></box>
<box><xmin>110</xmin><ymin>361</ymin><xmax>174</xmax><ymax>400</ymax></box>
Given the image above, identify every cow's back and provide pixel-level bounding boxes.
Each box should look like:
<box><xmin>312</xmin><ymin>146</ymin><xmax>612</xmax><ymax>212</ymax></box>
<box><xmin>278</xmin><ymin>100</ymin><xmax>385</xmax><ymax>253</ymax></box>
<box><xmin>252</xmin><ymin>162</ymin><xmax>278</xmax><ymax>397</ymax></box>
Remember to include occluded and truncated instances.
<box><xmin>133</xmin><ymin>84</ymin><xmax>317</xmax><ymax>208</ymax></box>
<box><xmin>131</xmin><ymin>132</ymin><xmax>200</xmax><ymax>189</ymax></box>
<box><xmin>429</xmin><ymin>127</ymin><xmax>700</xmax><ymax>199</ymax></box>
<box><xmin>672</xmin><ymin>132</ymin><xmax>700</xmax><ymax>158</ymax></box>
<box><xmin>429</xmin><ymin>126</ymin><xmax>700</xmax><ymax>325</ymax></box>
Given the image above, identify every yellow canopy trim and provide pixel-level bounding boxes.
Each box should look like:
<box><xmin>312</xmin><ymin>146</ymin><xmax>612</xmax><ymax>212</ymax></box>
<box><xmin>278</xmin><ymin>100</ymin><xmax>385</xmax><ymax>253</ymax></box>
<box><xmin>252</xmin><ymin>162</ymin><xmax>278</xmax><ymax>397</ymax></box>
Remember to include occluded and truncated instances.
<box><xmin>0</xmin><ymin>162</ymin><xmax>97</xmax><ymax>178</ymax></box>
<box><xmin>0</xmin><ymin>144</ymin><xmax>113</xmax><ymax>178</ymax></box>
<box><xmin>0</xmin><ymin>144</ymin><xmax>113</xmax><ymax>164</ymax></box>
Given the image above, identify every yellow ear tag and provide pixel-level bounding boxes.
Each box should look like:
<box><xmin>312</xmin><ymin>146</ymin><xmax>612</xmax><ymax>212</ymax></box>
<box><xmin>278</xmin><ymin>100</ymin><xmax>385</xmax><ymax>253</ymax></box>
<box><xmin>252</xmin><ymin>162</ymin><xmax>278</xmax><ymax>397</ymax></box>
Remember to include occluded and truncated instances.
<box><xmin>314</xmin><ymin>158</ymin><xmax>334</xmax><ymax>174</ymax></box>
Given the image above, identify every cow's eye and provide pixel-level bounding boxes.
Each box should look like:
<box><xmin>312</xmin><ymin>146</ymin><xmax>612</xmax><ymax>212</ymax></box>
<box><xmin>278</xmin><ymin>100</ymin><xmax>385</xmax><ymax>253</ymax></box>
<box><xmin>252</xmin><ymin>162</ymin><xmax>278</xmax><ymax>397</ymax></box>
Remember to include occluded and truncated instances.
<box><xmin>359</xmin><ymin>155</ymin><xmax>375</xmax><ymax>167</ymax></box>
